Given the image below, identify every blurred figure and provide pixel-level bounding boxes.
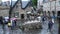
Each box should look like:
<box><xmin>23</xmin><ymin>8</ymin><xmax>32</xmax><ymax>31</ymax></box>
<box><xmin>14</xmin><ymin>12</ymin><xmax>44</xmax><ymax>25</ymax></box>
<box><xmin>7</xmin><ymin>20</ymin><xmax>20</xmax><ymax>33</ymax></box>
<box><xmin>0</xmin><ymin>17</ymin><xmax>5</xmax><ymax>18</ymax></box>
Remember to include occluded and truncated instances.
<box><xmin>11</xmin><ymin>17</ymin><xmax>17</xmax><ymax>29</ymax></box>
<box><xmin>3</xmin><ymin>16</ymin><xmax>9</xmax><ymax>34</ymax></box>
<box><xmin>42</xmin><ymin>14</ymin><xmax>47</xmax><ymax>24</ymax></box>
<box><xmin>0</xmin><ymin>16</ymin><xmax>3</xmax><ymax>24</ymax></box>
<box><xmin>0</xmin><ymin>16</ymin><xmax>4</xmax><ymax>34</ymax></box>
<box><xmin>11</xmin><ymin>17</ymin><xmax>17</xmax><ymax>26</ymax></box>
<box><xmin>51</xmin><ymin>15</ymin><xmax>55</xmax><ymax>24</ymax></box>
<box><xmin>48</xmin><ymin>19</ymin><xmax>54</xmax><ymax>32</ymax></box>
<box><xmin>4</xmin><ymin>16</ymin><xmax>9</xmax><ymax>24</ymax></box>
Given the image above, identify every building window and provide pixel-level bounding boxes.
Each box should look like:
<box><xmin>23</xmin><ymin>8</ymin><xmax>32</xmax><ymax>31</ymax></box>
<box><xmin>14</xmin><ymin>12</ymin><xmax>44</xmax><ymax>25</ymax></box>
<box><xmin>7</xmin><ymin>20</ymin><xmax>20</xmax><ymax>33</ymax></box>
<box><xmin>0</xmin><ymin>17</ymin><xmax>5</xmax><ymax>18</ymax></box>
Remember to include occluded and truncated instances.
<box><xmin>14</xmin><ymin>12</ymin><xmax>19</xmax><ymax>18</ymax></box>
<box><xmin>27</xmin><ymin>14</ymin><xmax>29</xmax><ymax>18</ymax></box>
<box><xmin>16</xmin><ymin>5</ymin><xmax>18</xmax><ymax>9</ymax></box>
<box><xmin>59</xmin><ymin>1</ymin><xmax>60</xmax><ymax>4</ymax></box>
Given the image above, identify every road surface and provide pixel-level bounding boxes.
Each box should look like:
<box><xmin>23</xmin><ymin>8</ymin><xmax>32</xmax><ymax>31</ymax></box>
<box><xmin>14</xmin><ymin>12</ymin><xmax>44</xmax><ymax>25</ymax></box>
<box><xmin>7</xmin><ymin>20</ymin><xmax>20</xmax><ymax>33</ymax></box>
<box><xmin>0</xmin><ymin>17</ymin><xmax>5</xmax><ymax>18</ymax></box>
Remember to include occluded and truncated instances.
<box><xmin>0</xmin><ymin>20</ymin><xmax>59</xmax><ymax>34</ymax></box>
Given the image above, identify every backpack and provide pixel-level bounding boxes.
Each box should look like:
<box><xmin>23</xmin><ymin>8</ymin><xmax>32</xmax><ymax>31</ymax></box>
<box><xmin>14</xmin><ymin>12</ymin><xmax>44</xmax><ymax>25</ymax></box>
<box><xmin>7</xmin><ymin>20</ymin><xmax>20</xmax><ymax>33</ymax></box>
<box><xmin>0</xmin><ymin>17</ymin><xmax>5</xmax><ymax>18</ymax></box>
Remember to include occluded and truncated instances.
<box><xmin>42</xmin><ymin>17</ymin><xmax>45</xmax><ymax>21</ymax></box>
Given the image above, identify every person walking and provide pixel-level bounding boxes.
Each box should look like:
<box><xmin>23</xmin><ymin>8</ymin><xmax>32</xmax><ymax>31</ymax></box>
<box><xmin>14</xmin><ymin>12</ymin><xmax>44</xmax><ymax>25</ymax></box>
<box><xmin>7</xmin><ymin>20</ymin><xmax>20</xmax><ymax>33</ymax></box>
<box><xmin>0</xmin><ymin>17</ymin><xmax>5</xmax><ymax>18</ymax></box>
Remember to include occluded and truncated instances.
<box><xmin>10</xmin><ymin>17</ymin><xmax>17</xmax><ymax>30</ymax></box>
<box><xmin>51</xmin><ymin>15</ymin><xmax>55</xmax><ymax>24</ymax></box>
<box><xmin>0</xmin><ymin>16</ymin><xmax>4</xmax><ymax>29</ymax></box>
<box><xmin>42</xmin><ymin>14</ymin><xmax>47</xmax><ymax>24</ymax></box>
<box><xmin>48</xmin><ymin>19</ymin><xmax>54</xmax><ymax>32</ymax></box>
<box><xmin>0</xmin><ymin>16</ymin><xmax>3</xmax><ymax>24</ymax></box>
<box><xmin>3</xmin><ymin>16</ymin><xmax>9</xmax><ymax>34</ymax></box>
<box><xmin>0</xmin><ymin>16</ymin><xmax>4</xmax><ymax>34</ymax></box>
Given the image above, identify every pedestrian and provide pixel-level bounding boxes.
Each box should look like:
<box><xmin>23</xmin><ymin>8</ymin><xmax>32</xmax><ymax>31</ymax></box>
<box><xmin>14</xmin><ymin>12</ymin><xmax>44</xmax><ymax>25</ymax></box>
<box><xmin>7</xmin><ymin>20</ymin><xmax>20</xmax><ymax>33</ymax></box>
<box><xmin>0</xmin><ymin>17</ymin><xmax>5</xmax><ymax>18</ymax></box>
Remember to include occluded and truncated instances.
<box><xmin>3</xmin><ymin>17</ymin><xmax>9</xmax><ymax>30</ymax></box>
<box><xmin>3</xmin><ymin>17</ymin><xmax>9</xmax><ymax>34</ymax></box>
<box><xmin>0</xmin><ymin>16</ymin><xmax>4</xmax><ymax>34</ymax></box>
<box><xmin>51</xmin><ymin>15</ymin><xmax>55</xmax><ymax>23</ymax></box>
<box><xmin>48</xmin><ymin>19</ymin><xmax>54</xmax><ymax>32</ymax></box>
<box><xmin>0</xmin><ymin>16</ymin><xmax>4</xmax><ymax>30</ymax></box>
<box><xmin>0</xmin><ymin>16</ymin><xmax>5</xmax><ymax>27</ymax></box>
<box><xmin>0</xmin><ymin>16</ymin><xmax>9</xmax><ymax>34</ymax></box>
<box><xmin>14</xmin><ymin>16</ymin><xmax>17</xmax><ymax>26</ymax></box>
<box><xmin>42</xmin><ymin>15</ymin><xmax>47</xmax><ymax>24</ymax></box>
<box><xmin>0</xmin><ymin>16</ymin><xmax>3</xmax><ymax>24</ymax></box>
<box><xmin>11</xmin><ymin>17</ymin><xmax>17</xmax><ymax>30</ymax></box>
<box><xmin>14</xmin><ymin>20</ymin><xmax>16</xmax><ymax>26</ymax></box>
<box><xmin>4</xmin><ymin>16</ymin><xmax>9</xmax><ymax>24</ymax></box>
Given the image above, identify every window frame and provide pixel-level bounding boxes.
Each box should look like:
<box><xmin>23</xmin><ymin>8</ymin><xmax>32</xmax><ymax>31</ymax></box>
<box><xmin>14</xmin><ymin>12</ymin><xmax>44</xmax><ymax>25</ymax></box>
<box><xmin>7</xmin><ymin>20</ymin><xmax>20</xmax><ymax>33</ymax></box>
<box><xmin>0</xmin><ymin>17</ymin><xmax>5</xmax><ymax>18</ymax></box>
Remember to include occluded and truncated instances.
<box><xmin>14</xmin><ymin>12</ymin><xmax>19</xmax><ymax>18</ymax></box>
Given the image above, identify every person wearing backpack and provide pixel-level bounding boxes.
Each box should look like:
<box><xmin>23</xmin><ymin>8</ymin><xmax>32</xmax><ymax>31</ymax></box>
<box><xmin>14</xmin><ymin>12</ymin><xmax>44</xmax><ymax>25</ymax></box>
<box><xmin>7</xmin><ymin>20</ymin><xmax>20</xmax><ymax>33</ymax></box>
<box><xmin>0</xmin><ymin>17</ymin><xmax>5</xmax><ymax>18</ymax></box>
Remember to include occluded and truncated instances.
<box><xmin>42</xmin><ymin>15</ymin><xmax>47</xmax><ymax>24</ymax></box>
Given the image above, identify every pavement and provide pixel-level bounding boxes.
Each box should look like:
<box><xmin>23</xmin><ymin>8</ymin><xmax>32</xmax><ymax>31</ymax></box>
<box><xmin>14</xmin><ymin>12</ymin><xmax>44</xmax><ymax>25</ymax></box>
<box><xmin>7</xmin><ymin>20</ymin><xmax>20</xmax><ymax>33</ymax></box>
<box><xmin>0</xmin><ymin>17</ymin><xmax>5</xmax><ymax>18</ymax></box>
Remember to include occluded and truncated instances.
<box><xmin>40</xmin><ymin>20</ymin><xmax>58</xmax><ymax>34</ymax></box>
<box><xmin>0</xmin><ymin>20</ymin><xmax>59</xmax><ymax>34</ymax></box>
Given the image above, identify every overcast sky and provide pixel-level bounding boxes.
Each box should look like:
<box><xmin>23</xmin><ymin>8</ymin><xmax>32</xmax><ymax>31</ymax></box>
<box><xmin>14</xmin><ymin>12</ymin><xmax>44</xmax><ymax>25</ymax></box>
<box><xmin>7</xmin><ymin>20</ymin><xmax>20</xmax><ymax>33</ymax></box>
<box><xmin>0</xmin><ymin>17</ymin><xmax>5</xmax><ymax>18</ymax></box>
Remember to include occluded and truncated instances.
<box><xmin>2</xmin><ymin>0</ymin><xmax>43</xmax><ymax>1</ymax></box>
<box><xmin>2</xmin><ymin>0</ymin><xmax>30</xmax><ymax>2</ymax></box>
<box><xmin>2</xmin><ymin>0</ymin><xmax>43</xmax><ymax>4</ymax></box>
<box><xmin>2</xmin><ymin>0</ymin><xmax>17</xmax><ymax>2</ymax></box>
<box><xmin>22</xmin><ymin>0</ymin><xmax>30</xmax><ymax>1</ymax></box>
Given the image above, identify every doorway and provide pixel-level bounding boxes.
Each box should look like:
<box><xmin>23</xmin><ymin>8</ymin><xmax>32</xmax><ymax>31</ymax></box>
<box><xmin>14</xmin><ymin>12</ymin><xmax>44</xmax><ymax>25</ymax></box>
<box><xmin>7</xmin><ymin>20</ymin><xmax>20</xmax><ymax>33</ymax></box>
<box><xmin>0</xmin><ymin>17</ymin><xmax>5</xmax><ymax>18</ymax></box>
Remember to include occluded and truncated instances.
<box><xmin>58</xmin><ymin>11</ymin><xmax>60</xmax><ymax>16</ymax></box>
<box><xmin>57</xmin><ymin>11</ymin><xmax>60</xmax><ymax>34</ymax></box>
<box><xmin>57</xmin><ymin>11</ymin><xmax>60</xmax><ymax>23</ymax></box>
<box><xmin>21</xmin><ymin>14</ymin><xmax>24</xmax><ymax>19</ymax></box>
<box><xmin>57</xmin><ymin>11</ymin><xmax>60</xmax><ymax>21</ymax></box>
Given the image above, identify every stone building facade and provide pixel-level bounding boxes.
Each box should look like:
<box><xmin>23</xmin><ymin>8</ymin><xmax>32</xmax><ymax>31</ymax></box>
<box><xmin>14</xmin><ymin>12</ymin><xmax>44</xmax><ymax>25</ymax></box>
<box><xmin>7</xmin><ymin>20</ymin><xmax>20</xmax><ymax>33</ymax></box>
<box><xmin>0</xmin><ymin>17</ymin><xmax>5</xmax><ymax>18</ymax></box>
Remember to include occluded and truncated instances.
<box><xmin>0</xmin><ymin>6</ymin><xmax>10</xmax><ymax>17</ymax></box>
<box><xmin>37</xmin><ymin>0</ymin><xmax>43</xmax><ymax>15</ymax></box>
<box><xmin>43</xmin><ymin>0</ymin><xmax>60</xmax><ymax>17</ymax></box>
<box><xmin>0</xmin><ymin>1</ymin><xmax>10</xmax><ymax>17</ymax></box>
<box><xmin>0</xmin><ymin>0</ymin><xmax>32</xmax><ymax>20</ymax></box>
<box><xmin>12</xmin><ymin>1</ymin><xmax>32</xmax><ymax>20</ymax></box>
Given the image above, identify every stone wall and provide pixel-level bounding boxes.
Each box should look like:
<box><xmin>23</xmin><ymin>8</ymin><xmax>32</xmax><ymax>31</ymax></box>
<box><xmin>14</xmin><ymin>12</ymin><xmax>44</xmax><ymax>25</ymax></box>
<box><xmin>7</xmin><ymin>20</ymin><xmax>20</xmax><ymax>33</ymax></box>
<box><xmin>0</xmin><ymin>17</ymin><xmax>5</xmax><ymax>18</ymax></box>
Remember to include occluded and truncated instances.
<box><xmin>0</xmin><ymin>9</ymin><xmax>9</xmax><ymax>17</ymax></box>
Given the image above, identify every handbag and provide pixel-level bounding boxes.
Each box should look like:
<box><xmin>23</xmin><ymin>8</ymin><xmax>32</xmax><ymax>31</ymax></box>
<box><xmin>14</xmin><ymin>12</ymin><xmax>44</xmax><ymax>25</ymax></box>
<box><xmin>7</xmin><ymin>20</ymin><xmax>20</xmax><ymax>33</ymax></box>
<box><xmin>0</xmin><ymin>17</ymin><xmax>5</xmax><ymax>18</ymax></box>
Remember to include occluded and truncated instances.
<box><xmin>8</xmin><ymin>23</ymin><xmax>11</xmax><ymax>26</ymax></box>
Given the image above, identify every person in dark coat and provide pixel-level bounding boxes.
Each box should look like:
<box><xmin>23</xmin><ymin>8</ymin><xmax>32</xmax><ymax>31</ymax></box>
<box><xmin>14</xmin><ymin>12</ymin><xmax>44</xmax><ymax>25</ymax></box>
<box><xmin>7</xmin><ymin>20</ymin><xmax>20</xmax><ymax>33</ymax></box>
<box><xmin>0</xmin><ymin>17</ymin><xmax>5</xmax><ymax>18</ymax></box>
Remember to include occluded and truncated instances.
<box><xmin>48</xmin><ymin>19</ymin><xmax>53</xmax><ymax>31</ymax></box>
<box><xmin>0</xmin><ymin>16</ymin><xmax>5</xmax><ymax>30</ymax></box>
<box><xmin>42</xmin><ymin>14</ymin><xmax>47</xmax><ymax>24</ymax></box>
<box><xmin>0</xmin><ymin>16</ymin><xmax>3</xmax><ymax>24</ymax></box>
